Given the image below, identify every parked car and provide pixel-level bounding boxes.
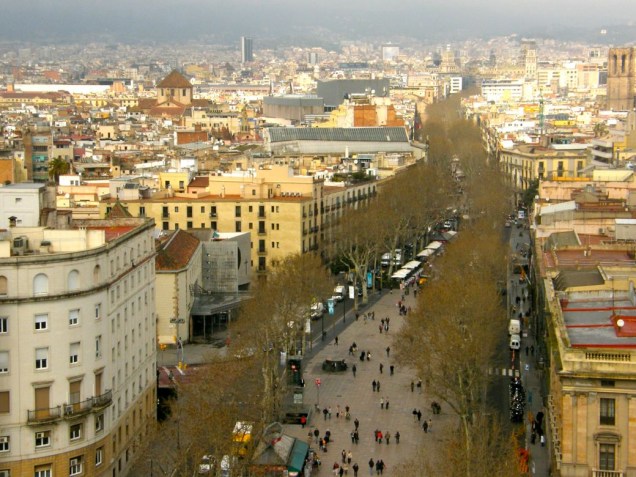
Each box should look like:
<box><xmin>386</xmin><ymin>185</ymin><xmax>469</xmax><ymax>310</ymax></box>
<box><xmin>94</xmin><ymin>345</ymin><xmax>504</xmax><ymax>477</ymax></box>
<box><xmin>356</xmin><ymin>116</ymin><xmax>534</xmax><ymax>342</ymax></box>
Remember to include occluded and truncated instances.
<box><xmin>310</xmin><ymin>301</ymin><xmax>325</xmax><ymax>319</ymax></box>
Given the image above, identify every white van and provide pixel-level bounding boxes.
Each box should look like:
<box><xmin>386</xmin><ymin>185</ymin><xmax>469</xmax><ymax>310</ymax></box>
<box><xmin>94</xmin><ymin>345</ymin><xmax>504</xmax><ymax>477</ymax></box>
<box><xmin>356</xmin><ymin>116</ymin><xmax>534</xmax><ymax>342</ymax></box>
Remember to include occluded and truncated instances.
<box><xmin>508</xmin><ymin>319</ymin><xmax>521</xmax><ymax>335</ymax></box>
<box><xmin>509</xmin><ymin>334</ymin><xmax>521</xmax><ymax>350</ymax></box>
<box><xmin>332</xmin><ymin>286</ymin><xmax>346</xmax><ymax>302</ymax></box>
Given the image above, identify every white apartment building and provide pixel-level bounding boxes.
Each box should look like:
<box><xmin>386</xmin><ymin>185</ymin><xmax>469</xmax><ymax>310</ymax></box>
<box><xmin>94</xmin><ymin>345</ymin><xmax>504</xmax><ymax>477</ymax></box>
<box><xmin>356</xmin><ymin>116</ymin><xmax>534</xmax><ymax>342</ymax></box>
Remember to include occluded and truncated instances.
<box><xmin>0</xmin><ymin>183</ymin><xmax>47</xmax><ymax>229</ymax></box>
<box><xmin>0</xmin><ymin>217</ymin><xmax>156</xmax><ymax>477</ymax></box>
<box><xmin>481</xmin><ymin>79</ymin><xmax>524</xmax><ymax>103</ymax></box>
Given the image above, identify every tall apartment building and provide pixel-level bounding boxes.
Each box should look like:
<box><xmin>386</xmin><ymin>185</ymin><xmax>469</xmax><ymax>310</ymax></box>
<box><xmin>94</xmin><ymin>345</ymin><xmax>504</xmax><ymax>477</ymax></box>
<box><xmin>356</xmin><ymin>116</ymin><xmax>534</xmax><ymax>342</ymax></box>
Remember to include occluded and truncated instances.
<box><xmin>99</xmin><ymin>166</ymin><xmax>379</xmax><ymax>276</ymax></box>
<box><xmin>0</xmin><ymin>217</ymin><xmax>157</xmax><ymax>477</ymax></box>
<box><xmin>241</xmin><ymin>37</ymin><xmax>254</xmax><ymax>64</ymax></box>
<box><xmin>607</xmin><ymin>47</ymin><xmax>636</xmax><ymax>111</ymax></box>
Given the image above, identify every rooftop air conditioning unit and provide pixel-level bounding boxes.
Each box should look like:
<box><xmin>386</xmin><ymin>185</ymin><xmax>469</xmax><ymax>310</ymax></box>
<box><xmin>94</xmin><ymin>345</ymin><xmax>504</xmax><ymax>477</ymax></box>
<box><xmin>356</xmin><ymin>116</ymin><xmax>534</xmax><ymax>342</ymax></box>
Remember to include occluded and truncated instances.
<box><xmin>11</xmin><ymin>236</ymin><xmax>28</xmax><ymax>256</ymax></box>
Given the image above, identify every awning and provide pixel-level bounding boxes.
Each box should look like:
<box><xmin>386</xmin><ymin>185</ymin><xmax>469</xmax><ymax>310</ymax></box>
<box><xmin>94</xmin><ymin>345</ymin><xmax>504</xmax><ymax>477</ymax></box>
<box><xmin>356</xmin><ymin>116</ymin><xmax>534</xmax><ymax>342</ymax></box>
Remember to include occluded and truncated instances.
<box><xmin>425</xmin><ymin>241</ymin><xmax>443</xmax><ymax>251</ymax></box>
<box><xmin>417</xmin><ymin>249</ymin><xmax>434</xmax><ymax>258</ymax></box>
<box><xmin>402</xmin><ymin>260</ymin><xmax>421</xmax><ymax>270</ymax></box>
<box><xmin>391</xmin><ymin>269</ymin><xmax>410</xmax><ymax>279</ymax></box>
<box><xmin>287</xmin><ymin>439</ymin><xmax>309</xmax><ymax>474</ymax></box>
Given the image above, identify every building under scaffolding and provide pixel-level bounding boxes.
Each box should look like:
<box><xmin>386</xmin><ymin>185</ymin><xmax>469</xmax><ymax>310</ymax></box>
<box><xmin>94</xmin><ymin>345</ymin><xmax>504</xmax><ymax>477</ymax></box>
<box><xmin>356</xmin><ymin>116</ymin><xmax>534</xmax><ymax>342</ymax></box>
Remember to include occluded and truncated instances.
<box><xmin>188</xmin><ymin>230</ymin><xmax>252</xmax><ymax>342</ymax></box>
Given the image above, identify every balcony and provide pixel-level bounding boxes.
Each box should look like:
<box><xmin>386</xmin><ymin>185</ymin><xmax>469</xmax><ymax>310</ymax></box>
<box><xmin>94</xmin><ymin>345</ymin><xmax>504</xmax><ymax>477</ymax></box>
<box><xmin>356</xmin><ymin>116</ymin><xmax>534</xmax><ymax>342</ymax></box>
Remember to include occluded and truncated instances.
<box><xmin>258</xmin><ymin>212</ymin><xmax>266</xmax><ymax>219</ymax></box>
<box><xmin>592</xmin><ymin>471</ymin><xmax>624</xmax><ymax>477</ymax></box>
<box><xmin>161</xmin><ymin>213</ymin><xmax>170</xmax><ymax>219</ymax></box>
<box><xmin>27</xmin><ymin>405</ymin><xmax>62</xmax><ymax>424</ymax></box>
<box><xmin>209</xmin><ymin>212</ymin><xmax>217</xmax><ymax>218</ymax></box>
<box><xmin>92</xmin><ymin>390</ymin><xmax>113</xmax><ymax>410</ymax></box>
<box><xmin>258</xmin><ymin>248</ymin><xmax>267</xmax><ymax>255</ymax></box>
<box><xmin>258</xmin><ymin>229</ymin><xmax>267</xmax><ymax>236</ymax></box>
<box><xmin>303</xmin><ymin>229</ymin><xmax>308</xmax><ymax>236</ymax></box>
<box><xmin>63</xmin><ymin>397</ymin><xmax>93</xmax><ymax>419</ymax></box>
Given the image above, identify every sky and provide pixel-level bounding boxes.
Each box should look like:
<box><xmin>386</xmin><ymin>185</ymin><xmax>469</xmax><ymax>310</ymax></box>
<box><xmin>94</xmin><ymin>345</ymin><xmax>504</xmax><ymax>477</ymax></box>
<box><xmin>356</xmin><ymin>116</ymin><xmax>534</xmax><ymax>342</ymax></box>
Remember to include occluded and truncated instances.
<box><xmin>1</xmin><ymin>0</ymin><xmax>636</xmax><ymax>44</ymax></box>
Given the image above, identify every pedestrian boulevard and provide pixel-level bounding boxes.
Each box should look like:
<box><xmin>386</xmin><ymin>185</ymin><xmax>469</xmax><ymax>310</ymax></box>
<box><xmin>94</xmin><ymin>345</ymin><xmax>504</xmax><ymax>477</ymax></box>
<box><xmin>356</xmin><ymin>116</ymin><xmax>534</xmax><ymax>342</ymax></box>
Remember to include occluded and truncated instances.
<box><xmin>282</xmin><ymin>290</ymin><xmax>454</xmax><ymax>476</ymax></box>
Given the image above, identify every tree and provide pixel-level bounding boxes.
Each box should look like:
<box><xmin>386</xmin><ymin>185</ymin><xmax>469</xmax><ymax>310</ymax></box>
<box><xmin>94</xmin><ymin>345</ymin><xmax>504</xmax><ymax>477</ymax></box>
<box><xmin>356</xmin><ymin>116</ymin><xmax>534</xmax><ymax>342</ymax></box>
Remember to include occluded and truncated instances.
<box><xmin>231</xmin><ymin>253</ymin><xmax>333</xmax><ymax>423</ymax></box>
<box><xmin>48</xmin><ymin>156</ymin><xmax>70</xmax><ymax>184</ymax></box>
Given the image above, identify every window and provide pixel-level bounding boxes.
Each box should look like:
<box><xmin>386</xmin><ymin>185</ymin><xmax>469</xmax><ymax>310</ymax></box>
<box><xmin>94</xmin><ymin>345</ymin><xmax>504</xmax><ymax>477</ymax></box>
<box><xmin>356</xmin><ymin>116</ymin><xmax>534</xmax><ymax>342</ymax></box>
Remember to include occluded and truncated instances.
<box><xmin>96</xmin><ymin>447</ymin><xmax>104</xmax><ymax>466</ymax></box>
<box><xmin>0</xmin><ymin>352</ymin><xmax>8</xmax><ymax>373</ymax></box>
<box><xmin>35</xmin><ymin>431</ymin><xmax>51</xmax><ymax>447</ymax></box>
<box><xmin>248</xmin><ymin>205</ymin><xmax>253</xmax><ymax>213</ymax></box>
<box><xmin>235</xmin><ymin>205</ymin><xmax>241</xmax><ymax>217</ymax></box>
<box><xmin>0</xmin><ymin>436</ymin><xmax>8</xmax><ymax>452</ymax></box>
<box><xmin>600</xmin><ymin>398</ymin><xmax>615</xmax><ymax>425</ymax></box>
<box><xmin>34</xmin><ymin>467</ymin><xmax>51</xmax><ymax>477</ymax></box>
<box><xmin>33</xmin><ymin>274</ymin><xmax>48</xmax><ymax>296</ymax></box>
<box><xmin>69</xmin><ymin>456</ymin><xmax>83</xmax><ymax>475</ymax></box>
<box><xmin>0</xmin><ymin>392</ymin><xmax>8</xmax><ymax>413</ymax></box>
<box><xmin>95</xmin><ymin>413</ymin><xmax>104</xmax><ymax>432</ymax></box>
<box><xmin>599</xmin><ymin>443</ymin><xmax>615</xmax><ymax>471</ymax></box>
<box><xmin>35</xmin><ymin>348</ymin><xmax>48</xmax><ymax>370</ymax></box>
<box><xmin>0</xmin><ymin>276</ymin><xmax>7</xmax><ymax>296</ymax></box>
<box><xmin>69</xmin><ymin>309</ymin><xmax>79</xmax><ymax>326</ymax></box>
<box><xmin>187</xmin><ymin>221</ymin><xmax>193</xmax><ymax>229</ymax></box>
<box><xmin>235</xmin><ymin>221</ymin><xmax>242</xmax><ymax>232</ymax></box>
<box><xmin>70</xmin><ymin>342</ymin><xmax>80</xmax><ymax>365</ymax></box>
<box><xmin>69</xmin><ymin>423</ymin><xmax>82</xmax><ymax>441</ymax></box>
<box><xmin>95</xmin><ymin>336</ymin><xmax>102</xmax><ymax>359</ymax></box>
<box><xmin>187</xmin><ymin>206</ymin><xmax>192</xmax><ymax>218</ymax></box>
<box><xmin>174</xmin><ymin>206</ymin><xmax>179</xmax><ymax>213</ymax></box>
<box><xmin>211</xmin><ymin>221</ymin><xmax>217</xmax><ymax>229</ymax></box>
<box><xmin>0</xmin><ymin>317</ymin><xmax>6</xmax><ymax>334</ymax></box>
<box><xmin>67</xmin><ymin>270</ymin><xmax>80</xmax><ymax>291</ymax></box>
<box><xmin>210</xmin><ymin>206</ymin><xmax>217</xmax><ymax>217</ymax></box>
<box><xmin>35</xmin><ymin>314</ymin><xmax>48</xmax><ymax>331</ymax></box>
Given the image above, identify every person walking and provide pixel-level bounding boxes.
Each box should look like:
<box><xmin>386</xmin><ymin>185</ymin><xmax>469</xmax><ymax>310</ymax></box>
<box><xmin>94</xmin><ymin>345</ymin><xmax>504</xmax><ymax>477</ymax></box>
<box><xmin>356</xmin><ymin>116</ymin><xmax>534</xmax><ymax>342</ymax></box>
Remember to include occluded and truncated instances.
<box><xmin>368</xmin><ymin>459</ymin><xmax>375</xmax><ymax>477</ymax></box>
<box><xmin>347</xmin><ymin>451</ymin><xmax>352</xmax><ymax>465</ymax></box>
<box><xmin>377</xmin><ymin>430</ymin><xmax>383</xmax><ymax>444</ymax></box>
<box><xmin>335</xmin><ymin>336</ymin><xmax>339</xmax><ymax>346</ymax></box>
<box><xmin>314</xmin><ymin>428</ymin><xmax>320</xmax><ymax>444</ymax></box>
<box><xmin>386</xmin><ymin>346</ymin><xmax>390</xmax><ymax>357</ymax></box>
<box><xmin>300</xmin><ymin>415</ymin><xmax>307</xmax><ymax>428</ymax></box>
<box><xmin>372</xmin><ymin>380</ymin><xmax>376</xmax><ymax>392</ymax></box>
<box><xmin>353</xmin><ymin>462</ymin><xmax>359</xmax><ymax>477</ymax></box>
<box><xmin>341</xmin><ymin>449</ymin><xmax>346</xmax><ymax>464</ymax></box>
<box><xmin>379</xmin><ymin>363</ymin><xmax>383</xmax><ymax>374</ymax></box>
<box><xmin>323</xmin><ymin>407</ymin><xmax>328</xmax><ymax>421</ymax></box>
<box><xmin>423</xmin><ymin>420</ymin><xmax>428</xmax><ymax>433</ymax></box>
<box><xmin>328</xmin><ymin>407</ymin><xmax>332</xmax><ymax>419</ymax></box>
<box><xmin>354</xmin><ymin>418</ymin><xmax>360</xmax><ymax>430</ymax></box>
<box><xmin>395</xmin><ymin>431</ymin><xmax>400</xmax><ymax>444</ymax></box>
<box><xmin>411</xmin><ymin>381</ymin><xmax>415</xmax><ymax>392</ymax></box>
<box><xmin>352</xmin><ymin>364</ymin><xmax>357</xmax><ymax>378</ymax></box>
<box><xmin>427</xmin><ymin>418</ymin><xmax>432</xmax><ymax>432</ymax></box>
<box><xmin>376</xmin><ymin>381</ymin><xmax>381</xmax><ymax>393</ymax></box>
<box><xmin>380</xmin><ymin>397</ymin><xmax>384</xmax><ymax>409</ymax></box>
<box><xmin>412</xmin><ymin>408</ymin><xmax>418</xmax><ymax>422</ymax></box>
<box><xmin>417</xmin><ymin>409</ymin><xmax>422</xmax><ymax>422</ymax></box>
<box><xmin>385</xmin><ymin>398</ymin><xmax>390</xmax><ymax>410</ymax></box>
<box><xmin>389</xmin><ymin>365</ymin><xmax>394</xmax><ymax>376</ymax></box>
<box><xmin>385</xmin><ymin>431</ymin><xmax>391</xmax><ymax>444</ymax></box>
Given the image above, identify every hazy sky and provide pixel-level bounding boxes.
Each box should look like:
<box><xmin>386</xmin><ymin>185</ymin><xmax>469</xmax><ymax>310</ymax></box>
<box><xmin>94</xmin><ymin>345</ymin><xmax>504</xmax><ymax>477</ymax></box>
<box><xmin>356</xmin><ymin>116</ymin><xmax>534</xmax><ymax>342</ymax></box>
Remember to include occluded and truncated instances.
<box><xmin>1</xmin><ymin>0</ymin><xmax>635</xmax><ymax>44</ymax></box>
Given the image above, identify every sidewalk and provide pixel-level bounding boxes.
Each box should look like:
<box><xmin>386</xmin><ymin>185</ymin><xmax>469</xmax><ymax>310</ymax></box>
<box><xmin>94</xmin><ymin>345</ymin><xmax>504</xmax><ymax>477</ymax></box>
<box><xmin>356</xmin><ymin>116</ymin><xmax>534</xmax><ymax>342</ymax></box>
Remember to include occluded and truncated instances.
<box><xmin>510</xmin><ymin>225</ymin><xmax>551</xmax><ymax>476</ymax></box>
<box><xmin>282</xmin><ymin>289</ymin><xmax>452</xmax><ymax>477</ymax></box>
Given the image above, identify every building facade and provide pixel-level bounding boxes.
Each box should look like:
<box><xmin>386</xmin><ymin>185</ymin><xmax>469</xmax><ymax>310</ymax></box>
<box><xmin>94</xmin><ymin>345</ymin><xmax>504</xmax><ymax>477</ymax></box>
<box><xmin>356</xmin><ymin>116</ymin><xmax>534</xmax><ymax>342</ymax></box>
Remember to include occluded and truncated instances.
<box><xmin>607</xmin><ymin>47</ymin><xmax>636</xmax><ymax>111</ymax></box>
<box><xmin>0</xmin><ymin>218</ymin><xmax>157</xmax><ymax>477</ymax></box>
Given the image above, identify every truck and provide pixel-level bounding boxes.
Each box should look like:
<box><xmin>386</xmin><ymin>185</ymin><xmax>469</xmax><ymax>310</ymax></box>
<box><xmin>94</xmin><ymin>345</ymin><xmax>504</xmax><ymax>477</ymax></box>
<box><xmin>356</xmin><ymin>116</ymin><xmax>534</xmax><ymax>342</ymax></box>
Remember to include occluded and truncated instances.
<box><xmin>508</xmin><ymin>319</ymin><xmax>521</xmax><ymax>335</ymax></box>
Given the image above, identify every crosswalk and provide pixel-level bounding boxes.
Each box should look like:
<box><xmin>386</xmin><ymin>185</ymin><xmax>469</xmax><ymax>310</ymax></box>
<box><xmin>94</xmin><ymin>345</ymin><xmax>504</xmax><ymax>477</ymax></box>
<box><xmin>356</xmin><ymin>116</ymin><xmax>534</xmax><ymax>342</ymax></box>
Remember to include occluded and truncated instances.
<box><xmin>488</xmin><ymin>367</ymin><xmax>520</xmax><ymax>378</ymax></box>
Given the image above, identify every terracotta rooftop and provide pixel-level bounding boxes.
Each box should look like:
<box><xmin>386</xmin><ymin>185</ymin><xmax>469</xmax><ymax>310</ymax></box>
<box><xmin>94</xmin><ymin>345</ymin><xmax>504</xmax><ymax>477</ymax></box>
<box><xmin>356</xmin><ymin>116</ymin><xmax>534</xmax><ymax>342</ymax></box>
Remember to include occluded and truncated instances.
<box><xmin>155</xmin><ymin>229</ymin><xmax>200</xmax><ymax>271</ymax></box>
<box><xmin>157</xmin><ymin>70</ymin><xmax>192</xmax><ymax>89</ymax></box>
<box><xmin>188</xmin><ymin>176</ymin><xmax>209</xmax><ymax>188</ymax></box>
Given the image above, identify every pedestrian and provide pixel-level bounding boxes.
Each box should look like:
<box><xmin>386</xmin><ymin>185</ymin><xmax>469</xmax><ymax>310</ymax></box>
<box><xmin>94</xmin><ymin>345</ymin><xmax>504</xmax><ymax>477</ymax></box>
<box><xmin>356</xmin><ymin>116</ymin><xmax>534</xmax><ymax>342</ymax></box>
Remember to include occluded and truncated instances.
<box><xmin>385</xmin><ymin>431</ymin><xmax>391</xmax><ymax>444</ymax></box>
<box><xmin>355</xmin><ymin>312</ymin><xmax>359</xmax><ymax>321</ymax></box>
<box><xmin>353</xmin><ymin>462</ymin><xmax>359</xmax><ymax>477</ymax></box>
<box><xmin>333</xmin><ymin>462</ymin><xmax>340</xmax><ymax>476</ymax></box>
<box><xmin>417</xmin><ymin>409</ymin><xmax>422</xmax><ymax>422</ymax></box>
<box><xmin>372</xmin><ymin>380</ymin><xmax>376</xmax><ymax>392</ymax></box>
<box><xmin>395</xmin><ymin>431</ymin><xmax>400</xmax><ymax>444</ymax></box>
<box><xmin>376</xmin><ymin>381</ymin><xmax>381</xmax><ymax>392</ymax></box>
<box><xmin>341</xmin><ymin>449</ymin><xmax>346</xmax><ymax>464</ymax></box>
<box><xmin>423</xmin><ymin>420</ymin><xmax>428</xmax><ymax>433</ymax></box>
<box><xmin>300</xmin><ymin>415</ymin><xmax>307</xmax><ymax>428</ymax></box>
<box><xmin>380</xmin><ymin>397</ymin><xmax>384</xmax><ymax>409</ymax></box>
<box><xmin>379</xmin><ymin>459</ymin><xmax>385</xmax><ymax>475</ymax></box>
<box><xmin>323</xmin><ymin>407</ymin><xmax>328</xmax><ymax>421</ymax></box>
<box><xmin>379</xmin><ymin>324</ymin><xmax>383</xmax><ymax>334</ymax></box>
<box><xmin>381</xmin><ymin>318</ymin><xmax>385</xmax><ymax>326</ymax></box>
<box><xmin>386</xmin><ymin>346</ymin><xmax>390</xmax><ymax>357</ymax></box>
<box><xmin>347</xmin><ymin>451</ymin><xmax>352</xmax><ymax>465</ymax></box>
<box><xmin>379</xmin><ymin>363</ymin><xmax>384</xmax><ymax>374</ymax></box>
<box><xmin>352</xmin><ymin>364</ymin><xmax>357</xmax><ymax>377</ymax></box>
<box><xmin>412</xmin><ymin>408</ymin><xmax>418</xmax><ymax>422</ymax></box>
<box><xmin>385</xmin><ymin>398</ymin><xmax>389</xmax><ymax>410</ymax></box>
<box><xmin>540</xmin><ymin>434</ymin><xmax>545</xmax><ymax>447</ymax></box>
<box><xmin>354</xmin><ymin>418</ymin><xmax>360</xmax><ymax>430</ymax></box>
<box><xmin>368</xmin><ymin>459</ymin><xmax>375</xmax><ymax>477</ymax></box>
<box><xmin>427</xmin><ymin>418</ymin><xmax>432</xmax><ymax>432</ymax></box>
<box><xmin>336</xmin><ymin>405</ymin><xmax>341</xmax><ymax>419</ymax></box>
<box><xmin>417</xmin><ymin>378</ymin><xmax>422</xmax><ymax>393</ymax></box>
<box><xmin>378</xmin><ymin>430</ymin><xmax>383</xmax><ymax>444</ymax></box>
<box><xmin>314</xmin><ymin>428</ymin><xmax>320</xmax><ymax>444</ymax></box>
<box><xmin>346</xmin><ymin>405</ymin><xmax>350</xmax><ymax>414</ymax></box>
<box><xmin>390</xmin><ymin>365</ymin><xmax>394</xmax><ymax>376</ymax></box>
<box><xmin>350</xmin><ymin>430</ymin><xmax>355</xmax><ymax>444</ymax></box>
<box><xmin>335</xmin><ymin>336</ymin><xmax>339</xmax><ymax>346</ymax></box>
<box><xmin>367</xmin><ymin>352</ymin><xmax>371</xmax><ymax>361</ymax></box>
<box><xmin>411</xmin><ymin>381</ymin><xmax>415</xmax><ymax>392</ymax></box>
<box><xmin>374</xmin><ymin>429</ymin><xmax>379</xmax><ymax>442</ymax></box>
<box><xmin>328</xmin><ymin>407</ymin><xmax>332</xmax><ymax>419</ymax></box>
<box><xmin>354</xmin><ymin>430</ymin><xmax>359</xmax><ymax>444</ymax></box>
<box><xmin>340</xmin><ymin>465</ymin><xmax>346</xmax><ymax>477</ymax></box>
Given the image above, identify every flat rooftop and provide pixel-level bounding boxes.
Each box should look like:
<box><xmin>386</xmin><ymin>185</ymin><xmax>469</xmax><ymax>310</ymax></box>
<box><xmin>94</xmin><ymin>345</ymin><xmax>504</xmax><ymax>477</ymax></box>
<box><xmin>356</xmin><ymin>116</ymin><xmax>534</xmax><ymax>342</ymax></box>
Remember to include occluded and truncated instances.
<box><xmin>562</xmin><ymin>297</ymin><xmax>636</xmax><ymax>348</ymax></box>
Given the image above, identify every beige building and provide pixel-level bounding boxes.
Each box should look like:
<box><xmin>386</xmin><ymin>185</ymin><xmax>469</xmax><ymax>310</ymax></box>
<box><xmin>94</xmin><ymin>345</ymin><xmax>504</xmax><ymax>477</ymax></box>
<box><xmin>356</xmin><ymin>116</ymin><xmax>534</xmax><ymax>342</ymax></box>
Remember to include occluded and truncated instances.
<box><xmin>540</xmin><ymin>252</ymin><xmax>636</xmax><ymax>476</ymax></box>
<box><xmin>0</xmin><ymin>217</ymin><xmax>157</xmax><ymax>477</ymax></box>
<box><xmin>607</xmin><ymin>47</ymin><xmax>636</xmax><ymax>111</ymax></box>
<box><xmin>99</xmin><ymin>166</ymin><xmax>379</xmax><ymax>275</ymax></box>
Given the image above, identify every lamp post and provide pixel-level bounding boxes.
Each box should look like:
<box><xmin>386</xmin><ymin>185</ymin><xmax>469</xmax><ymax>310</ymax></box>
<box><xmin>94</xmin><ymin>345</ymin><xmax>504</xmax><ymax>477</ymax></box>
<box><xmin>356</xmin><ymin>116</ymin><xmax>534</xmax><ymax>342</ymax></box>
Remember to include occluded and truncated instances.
<box><xmin>170</xmin><ymin>318</ymin><xmax>185</xmax><ymax>366</ymax></box>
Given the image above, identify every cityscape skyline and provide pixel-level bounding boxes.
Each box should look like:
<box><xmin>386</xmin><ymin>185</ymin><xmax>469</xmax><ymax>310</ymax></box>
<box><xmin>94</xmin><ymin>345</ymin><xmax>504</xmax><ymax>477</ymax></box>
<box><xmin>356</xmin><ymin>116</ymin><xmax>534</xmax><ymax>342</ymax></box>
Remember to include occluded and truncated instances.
<box><xmin>1</xmin><ymin>0</ymin><xmax>636</xmax><ymax>45</ymax></box>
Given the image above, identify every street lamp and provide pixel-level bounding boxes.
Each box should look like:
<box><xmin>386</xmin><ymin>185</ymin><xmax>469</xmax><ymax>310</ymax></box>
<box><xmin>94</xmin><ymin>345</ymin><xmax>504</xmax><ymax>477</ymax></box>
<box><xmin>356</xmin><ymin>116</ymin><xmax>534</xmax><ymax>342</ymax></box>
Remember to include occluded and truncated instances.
<box><xmin>170</xmin><ymin>318</ymin><xmax>185</xmax><ymax>366</ymax></box>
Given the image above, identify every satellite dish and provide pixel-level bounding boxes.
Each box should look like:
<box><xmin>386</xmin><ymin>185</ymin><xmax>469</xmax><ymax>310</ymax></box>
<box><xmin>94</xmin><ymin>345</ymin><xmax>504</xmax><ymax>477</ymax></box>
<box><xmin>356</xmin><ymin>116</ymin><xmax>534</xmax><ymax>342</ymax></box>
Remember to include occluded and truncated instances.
<box><xmin>617</xmin><ymin>318</ymin><xmax>625</xmax><ymax>328</ymax></box>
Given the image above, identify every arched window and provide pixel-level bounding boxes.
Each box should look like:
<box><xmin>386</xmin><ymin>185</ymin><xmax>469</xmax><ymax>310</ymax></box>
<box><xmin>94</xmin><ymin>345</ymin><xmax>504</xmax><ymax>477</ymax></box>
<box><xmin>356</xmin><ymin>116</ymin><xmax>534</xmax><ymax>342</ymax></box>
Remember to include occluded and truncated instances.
<box><xmin>68</xmin><ymin>270</ymin><xmax>80</xmax><ymax>291</ymax></box>
<box><xmin>33</xmin><ymin>273</ymin><xmax>49</xmax><ymax>296</ymax></box>
<box><xmin>0</xmin><ymin>276</ymin><xmax>7</xmax><ymax>296</ymax></box>
<box><xmin>93</xmin><ymin>265</ymin><xmax>101</xmax><ymax>285</ymax></box>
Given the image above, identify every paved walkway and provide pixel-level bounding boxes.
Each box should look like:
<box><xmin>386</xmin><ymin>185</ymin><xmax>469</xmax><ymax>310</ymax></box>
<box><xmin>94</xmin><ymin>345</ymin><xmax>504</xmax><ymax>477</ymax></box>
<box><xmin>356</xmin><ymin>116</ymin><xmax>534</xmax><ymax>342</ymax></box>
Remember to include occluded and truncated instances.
<box><xmin>282</xmin><ymin>289</ymin><xmax>453</xmax><ymax>477</ymax></box>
